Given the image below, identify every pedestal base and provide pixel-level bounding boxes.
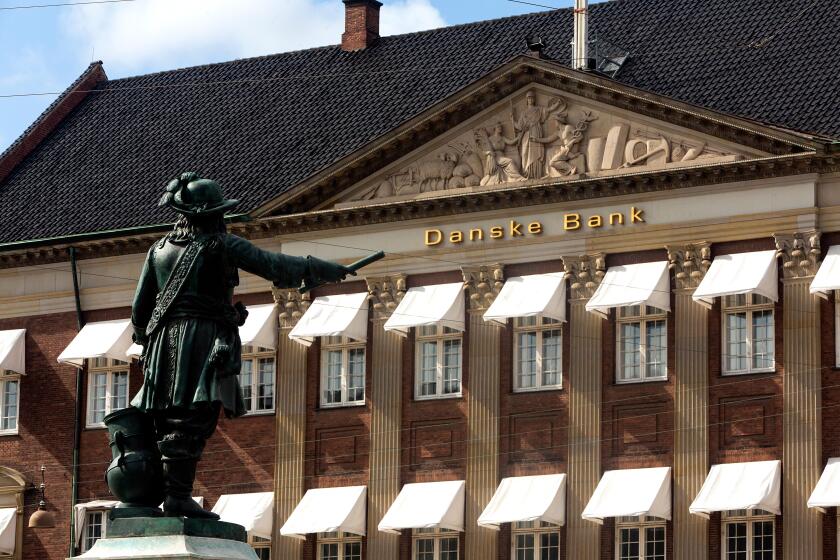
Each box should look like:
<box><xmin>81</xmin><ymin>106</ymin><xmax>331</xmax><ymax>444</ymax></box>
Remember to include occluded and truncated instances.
<box><xmin>75</xmin><ymin>517</ymin><xmax>258</xmax><ymax>560</ymax></box>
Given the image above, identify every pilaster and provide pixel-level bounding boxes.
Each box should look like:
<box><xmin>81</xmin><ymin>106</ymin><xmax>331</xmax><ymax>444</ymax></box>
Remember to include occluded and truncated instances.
<box><xmin>461</xmin><ymin>264</ymin><xmax>504</xmax><ymax>560</ymax></box>
<box><xmin>775</xmin><ymin>230</ymin><xmax>822</xmax><ymax>560</ymax></box>
<box><xmin>562</xmin><ymin>253</ymin><xmax>605</xmax><ymax>560</ymax></box>
<box><xmin>364</xmin><ymin>274</ymin><xmax>406</xmax><ymax>560</ymax></box>
<box><xmin>666</xmin><ymin>242</ymin><xmax>711</xmax><ymax>560</ymax></box>
<box><xmin>270</xmin><ymin>288</ymin><xmax>310</xmax><ymax>560</ymax></box>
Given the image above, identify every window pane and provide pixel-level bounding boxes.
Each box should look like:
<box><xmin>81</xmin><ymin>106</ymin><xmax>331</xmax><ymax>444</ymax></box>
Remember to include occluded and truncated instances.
<box><xmin>85</xmin><ymin>511</ymin><xmax>103</xmax><ymax>550</ymax></box>
<box><xmin>517</xmin><ymin>316</ymin><xmax>537</xmax><ymax>328</ymax></box>
<box><xmin>542</xmin><ymin>329</ymin><xmax>562</xmax><ymax>386</ymax></box>
<box><xmin>324</xmin><ymin>350</ymin><xmax>342</xmax><ymax>404</ymax></box>
<box><xmin>440</xmin><ymin>537</ymin><xmax>458</xmax><ymax>560</ymax></box>
<box><xmin>319</xmin><ymin>543</ymin><xmax>338</xmax><ymax>560</ymax></box>
<box><xmin>645</xmin><ymin>320</ymin><xmax>667</xmax><ymax>379</ymax></box>
<box><xmin>540</xmin><ymin>531</ymin><xmax>560</xmax><ymax>560</ymax></box>
<box><xmin>751</xmin><ymin>310</ymin><xmax>774</xmax><ymax>370</ymax></box>
<box><xmin>442</xmin><ymin>339</ymin><xmax>461</xmax><ymax>394</ymax></box>
<box><xmin>726</xmin><ymin>522</ymin><xmax>747</xmax><ymax>560</ymax></box>
<box><xmin>415</xmin><ymin>538</ymin><xmax>435</xmax><ymax>560</ymax></box>
<box><xmin>348</xmin><ymin>348</ymin><xmax>365</xmax><ymax>402</ymax></box>
<box><xmin>645</xmin><ymin>526</ymin><xmax>666</xmax><ymax>560</ymax></box>
<box><xmin>517</xmin><ymin>331</ymin><xmax>537</xmax><ymax>389</ymax></box>
<box><xmin>752</xmin><ymin>520</ymin><xmax>774</xmax><ymax>560</ymax></box>
<box><xmin>344</xmin><ymin>541</ymin><xmax>362</xmax><ymax>560</ymax></box>
<box><xmin>419</xmin><ymin>342</ymin><xmax>437</xmax><ymax>396</ymax></box>
<box><xmin>1</xmin><ymin>379</ymin><xmax>18</xmax><ymax>431</ymax></box>
<box><xmin>419</xmin><ymin>325</ymin><xmax>438</xmax><ymax>337</ymax></box>
<box><xmin>726</xmin><ymin>312</ymin><xmax>748</xmax><ymax>372</ymax></box>
<box><xmin>111</xmin><ymin>371</ymin><xmax>128</xmax><ymax>411</ymax></box>
<box><xmin>618</xmin><ymin>323</ymin><xmax>641</xmax><ymax>381</ymax></box>
<box><xmin>621</xmin><ymin>305</ymin><xmax>641</xmax><ymax>318</ymax></box>
<box><xmin>515</xmin><ymin>533</ymin><xmax>535</xmax><ymax>560</ymax></box>
<box><xmin>90</xmin><ymin>373</ymin><xmax>108</xmax><ymax>424</ymax></box>
<box><xmin>240</xmin><ymin>360</ymin><xmax>253</xmax><ymax>411</ymax></box>
<box><xmin>257</xmin><ymin>358</ymin><xmax>275</xmax><ymax>411</ymax></box>
<box><xmin>619</xmin><ymin>527</ymin><xmax>640</xmax><ymax>560</ymax></box>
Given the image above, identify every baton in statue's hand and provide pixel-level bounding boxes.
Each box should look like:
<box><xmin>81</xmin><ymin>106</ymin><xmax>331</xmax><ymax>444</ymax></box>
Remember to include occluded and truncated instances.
<box><xmin>300</xmin><ymin>250</ymin><xmax>386</xmax><ymax>293</ymax></box>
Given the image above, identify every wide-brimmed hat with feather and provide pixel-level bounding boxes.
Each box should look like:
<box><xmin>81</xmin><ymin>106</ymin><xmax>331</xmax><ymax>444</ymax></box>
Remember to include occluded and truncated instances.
<box><xmin>159</xmin><ymin>172</ymin><xmax>239</xmax><ymax>217</ymax></box>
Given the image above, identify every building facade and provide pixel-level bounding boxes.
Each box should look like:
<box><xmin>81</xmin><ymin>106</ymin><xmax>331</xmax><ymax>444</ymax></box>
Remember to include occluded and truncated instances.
<box><xmin>1</xmin><ymin>1</ymin><xmax>840</xmax><ymax>559</ymax></box>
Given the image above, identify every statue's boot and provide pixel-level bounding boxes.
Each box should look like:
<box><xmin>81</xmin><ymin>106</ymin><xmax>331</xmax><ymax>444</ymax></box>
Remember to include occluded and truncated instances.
<box><xmin>162</xmin><ymin>458</ymin><xmax>219</xmax><ymax>520</ymax></box>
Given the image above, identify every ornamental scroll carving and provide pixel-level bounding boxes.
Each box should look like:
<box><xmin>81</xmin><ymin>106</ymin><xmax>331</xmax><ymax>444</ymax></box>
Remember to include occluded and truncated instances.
<box><xmin>271</xmin><ymin>287</ymin><xmax>311</xmax><ymax>328</ymax></box>
<box><xmin>349</xmin><ymin>88</ymin><xmax>749</xmax><ymax>203</ymax></box>
<box><xmin>462</xmin><ymin>264</ymin><xmax>504</xmax><ymax>312</ymax></box>
<box><xmin>366</xmin><ymin>274</ymin><xmax>407</xmax><ymax>321</ymax></box>
<box><xmin>774</xmin><ymin>230</ymin><xmax>821</xmax><ymax>280</ymax></box>
<box><xmin>666</xmin><ymin>242</ymin><xmax>712</xmax><ymax>291</ymax></box>
<box><xmin>563</xmin><ymin>254</ymin><xmax>606</xmax><ymax>300</ymax></box>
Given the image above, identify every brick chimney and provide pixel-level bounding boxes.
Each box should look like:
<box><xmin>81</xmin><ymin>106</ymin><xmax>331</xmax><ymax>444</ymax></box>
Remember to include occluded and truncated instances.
<box><xmin>342</xmin><ymin>0</ymin><xmax>382</xmax><ymax>51</ymax></box>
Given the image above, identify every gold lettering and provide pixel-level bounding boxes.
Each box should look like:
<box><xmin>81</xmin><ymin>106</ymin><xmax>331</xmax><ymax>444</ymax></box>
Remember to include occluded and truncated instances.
<box><xmin>631</xmin><ymin>206</ymin><xmax>645</xmax><ymax>223</ymax></box>
<box><xmin>450</xmin><ymin>230</ymin><xmax>463</xmax><ymax>244</ymax></box>
<box><xmin>425</xmin><ymin>229</ymin><xmax>442</xmax><ymax>246</ymax></box>
<box><xmin>609</xmin><ymin>212</ymin><xmax>624</xmax><ymax>225</ymax></box>
<box><xmin>528</xmin><ymin>221</ymin><xmax>543</xmax><ymax>234</ymax></box>
<box><xmin>490</xmin><ymin>226</ymin><xmax>504</xmax><ymax>239</ymax></box>
<box><xmin>588</xmin><ymin>215</ymin><xmax>603</xmax><ymax>228</ymax></box>
<box><xmin>509</xmin><ymin>220</ymin><xmax>523</xmax><ymax>236</ymax></box>
<box><xmin>564</xmin><ymin>213</ymin><xmax>581</xmax><ymax>231</ymax></box>
<box><xmin>469</xmin><ymin>228</ymin><xmax>483</xmax><ymax>241</ymax></box>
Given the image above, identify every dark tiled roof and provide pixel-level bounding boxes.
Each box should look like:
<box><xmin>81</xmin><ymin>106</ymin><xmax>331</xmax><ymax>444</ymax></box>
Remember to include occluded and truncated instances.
<box><xmin>1</xmin><ymin>0</ymin><xmax>838</xmax><ymax>244</ymax></box>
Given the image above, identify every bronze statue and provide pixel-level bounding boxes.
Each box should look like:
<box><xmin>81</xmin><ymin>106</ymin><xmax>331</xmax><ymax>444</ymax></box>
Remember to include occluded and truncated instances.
<box><xmin>124</xmin><ymin>172</ymin><xmax>355</xmax><ymax>519</ymax></box>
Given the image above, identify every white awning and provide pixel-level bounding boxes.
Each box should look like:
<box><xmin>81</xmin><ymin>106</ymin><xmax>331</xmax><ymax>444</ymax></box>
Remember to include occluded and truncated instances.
<box><xmin>0</xmin><ymin>329</ymin><xmax>25</xmax><ymax>375</ymax></box>
<box><xmin>808</xmin><ymin>457</ymin><xmax>840</xmax><ymax>511</ymax></box>
<box><xmin>0</xmin><ymin>508</ymin><xmax>15</xmax><ymax>555</ymax></box>
<box><xmin>73</xmin><ymin>500</ymin><xmax>119</xmax><ymax>544</ymax></box>
<box><xmin>239</xmin><ymin>303</ymin><xmax>279</xmax><ymax>349</ymax></box>
<box><xmin>582</xmin><ymin>467</ymin><xmax>672</xmax><ymax>524</ymax></box>
<box><xmin>689</xmin><ymin>460</ymin><xmax>781</xmax><ymax>517</ymax></box>
<box><xmin>211</xmin><ymin>492</ymin><xmax>274</xmax><ymax>539</ymax></box>
<box><xmin>483</xmin><ymin>274</ymin><xmax>567</xmax><ymax>325</ymax></box>
<box><xmin>692</xmin><ymin>250</ymin><xmax>778</xmax><ymax>308</ymax></box>
<box><xmin>811</xmin><ymin>245</ymin><xmax>840</xmax><ymax>298</ymax></box>
<box><xmin>478</xmin><ymin>474</ymin><xmax>566</xmax><ymax>529</ymax></box>
<box><xmin>585</xmin><ymin>261</ymin><xmax>670</xmax><ymax>318</ymax></box>
<box><xmin>383</xmin><ymin>283</ymin><xmax>465</xmax><ymax>337</ymax></box>
<box><xmin>378</xmin><ymin>480</ymin><xmax>465</xmax><ymax>534</ymax></box>
<box><xmin>126</xmin><ymin>343</ymin><xmax>143</xmax><ymax>359</ymax></box>
<box><xmin>289</xmin><ymin>292</ymin><xmax>369</xmax><ymax>347</ymax></box>
<box><xmin>57</xmin><ymin>319</ymin><xmax>133</xmax><ymax>368</ymax></box>
<box><xmin>280</xmin><ymin>486</ymin><xmax>367</xmax><ymax>539</ymax></box>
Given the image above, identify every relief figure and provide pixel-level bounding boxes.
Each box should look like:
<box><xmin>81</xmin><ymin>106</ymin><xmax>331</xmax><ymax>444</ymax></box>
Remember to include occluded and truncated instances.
<box><xmin>512</xmin><ymin>91</ymin><xmax>566</xmax><ymax>179</ymax></box>
<box><xmin>474</xmin><ymin>122</ymin><xmax>525</xmax><ymax>186</ymax></box>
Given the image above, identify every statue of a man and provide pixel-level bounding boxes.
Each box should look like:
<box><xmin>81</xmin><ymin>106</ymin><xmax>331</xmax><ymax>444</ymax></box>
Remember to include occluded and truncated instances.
<box><xmin>129</xmin><ymin>172</ymin><xmax>354</xmax><ymax>519</ymax></box>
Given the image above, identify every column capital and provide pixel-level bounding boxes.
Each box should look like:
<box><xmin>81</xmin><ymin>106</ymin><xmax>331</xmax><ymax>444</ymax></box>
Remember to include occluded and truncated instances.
<box><xmin>774</xmin><ymin>230</ymin><xmax>821</xmax><ymax>280</ymax></box>
<box><xmin>461</xmin><ymin>264</ymin><xmax>504</xmax><ymax>312</ymax></box>
<box><xmin>666</xmin><ymin>241</ymin><xmax>712</xmax><ymax>291</ymax></box>
<box><xmin>271</xmin><ymin>287</ymin><xmax>311</xmax><ymax>329</ymax></box>
<box><xmin>365</xmin><ymin>273</ymin><xmax>407</xmax><ymax>321</ymax></box>
<box><xmin>562</xmin><ymin>253</ymin><xmax>606</xmax><ymax>300</ymax></box>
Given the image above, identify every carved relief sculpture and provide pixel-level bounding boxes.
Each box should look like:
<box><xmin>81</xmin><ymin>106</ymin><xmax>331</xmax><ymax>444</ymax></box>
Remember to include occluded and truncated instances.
<box><xmin>563</xmin><ymin>254</ymin><xmax>606</xmax><ymax>300</ymax></box>
<box><xmin>512</xmin><ymin>90</ymin><xmax>567</xmax><ymax>179</ymax></box>
<box><xmin>474</xmin><ymin>123</ymin><xmax>525</xmax><ymax>186</ymax></box>
<box><xmin>774</xmin><ymin>230</ymin><xmax>821</xmax><ymax>279</ymax></box>
<box><xmin>462</xmin><ymin>264</ymin><xmax>505</xmax><ymax>311</ymax></box>
<box><xmin>666</xmin><ymin>242</ymin><xmax>712</xmax><ymax>290</ymax></box>
<box><xmin>366</xmin><ymin>274</ymin><xmax>407</xmax><ymax>320</ymax></box>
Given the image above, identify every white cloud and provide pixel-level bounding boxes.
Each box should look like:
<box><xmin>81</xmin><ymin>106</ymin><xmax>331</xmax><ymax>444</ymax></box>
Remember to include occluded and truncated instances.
<box><xmin>63</xmin><ymin>0</ymin><xmax>446</xmax><ymax>75</ymax></box>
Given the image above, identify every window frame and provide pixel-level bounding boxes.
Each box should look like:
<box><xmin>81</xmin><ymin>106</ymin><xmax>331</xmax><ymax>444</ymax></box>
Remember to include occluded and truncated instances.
<box><xmin>81</xmin><ymin>509</ymin><xmax>108</xmax><ymax>553</ymax></box>
<box><xmin>86</xmin><ymin>358</ymin><xmax>130</xmax><ymax>429</ymax></box>
<box><xmin>240</xmin><ymin>345</ymin><xmax>276</xmax><ymax>415</ymax></box>
<box><xmin>512</xmin><ymin>317</ymin><xmax>563</xmax><ymax>392</ymax></box>
<box><xmin>412</xmin><ymin>527</ymin><xmax>460</xmax><ymax>560</ymax></box>
<box><xmin>615</xmin><ymin>515</ymin><xmax>667</xmax><ymax>560</ymax></box>
<box><xmin>721</xmin><ymin>294</ymin><xmax>776</xmax><ymax>376</ymax></box>
<box><xmin>510</xmin><ymin>520</ymin><xmax>561</xmax><ymax>560</ymax></box>
<box><xmin>248</xmin><ymin>535</ymin><xmax>271</xmax><ymax>559</ymax></box>
<box><xmin>721</xmin><ymin>509</ymin><xmax>775</xmax><ymax>560</ymax></box>
<box><xmin>615</xmin><ymin>305</ymin><xmax>668</xmax><ymax>384</ymax></box>
<box><xmin>316</xmin><ymin>531</ymin><xmax>363</xmax><ymax>560</ymax></box>
<box><xmin>0</xmin><ymin>371</ymin><xmax>21</xmax><ymax>435</ymax></box>
<box><xmin>414</xmin><ymin>325</ymin><xmax>463</xmax><ymax>401</ymax></box>
<box><xmin>320</xmin><ymin>336</ymin><xmax>367</xmax><ymax>408</ymax></box>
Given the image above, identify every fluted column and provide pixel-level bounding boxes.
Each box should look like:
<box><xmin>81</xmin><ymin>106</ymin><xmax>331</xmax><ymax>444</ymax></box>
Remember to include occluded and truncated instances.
<box><xmin>462</xmin><ymin>264</ymin><xmax>504</xmax><ymax>560</ymax></box>
<box><xmin>563</xmin><ymin>254</ymin><xmax>605</xmax><ymax>560</ymax></box>
<box><xmin>271</xmin><ymin>288</ymin><xmax>311</xmax><ymax>560</ymax></box>
<box><xmin>775</xmin><ymin>231</ymin><xmax>822</xmax><ymax>560</ymax></box>
<box><xmin>666</xmin><ymin>243</ymin><xmax>711</xmax><ymax>560</ymax></box>
<box><xmin>364</xmin><ymin>274</ymin><xmax>407</xmax><ymax>559</ymax></box>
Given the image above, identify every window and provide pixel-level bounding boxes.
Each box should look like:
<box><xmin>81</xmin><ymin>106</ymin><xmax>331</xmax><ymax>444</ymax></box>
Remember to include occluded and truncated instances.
<box><xmin>249</xmin><ymin>535</ymin><xmax>271</xmax><ymax>560</ymax></box>
<box><xmin>413</xmin><ymin>528</ymin><xmax>459</xmax><ymax>560</ymax></box>
<box><xmin>87</xmin><ymin>358</ymin><xmax>129</xmax><ymax>427</ymax></box>
<box><xmin>511</xmin><ymin>520</ymin><xmax>560</xmax><ymax>560</ymax></box>
<box><xmin>722</xmin><ymin>509</ymin><xmax>774</xmax><ymax>560</ymax></box>
<box><xmin>722</xmin><ymin>294</ymin><xmax>775</xmax><ymax>375</ymax></box>
<box><xmin>241</xmin><ymin>346</ymin><xmax>276</xmax><ymax>414</ymax></box>
<box><xmin>320</xmin><ymin>336</ymin><xmax>366</xmax><ymax>407</ymax></box>
<box><xmin>317</xmin><ymin>531</ymin><xmax>362</xmax><ymax>560</ymax></box>
<box><xmin>615</xmin><ymin>516</ymin><xmax>666</xmax><ymax>560</ymax></box>
<box><xmin>416</xmin><ymin>325</ymin><xmax>462</xmax><ymax>399</ymax></box>
<box><xmin>0</xmin><ymin>372</ymin><xmax>20</xmax><ymax>435</ymax></box>
<box><xmin>514</xmin><ymin>317</ymin><xmax>562</xmax><ymax>391</ymax></box>
<box><xmin>616</xmin><ymin>306</ymin><xmax>667</xmax><ymax>383</ymax></box>
<box><xmin>81</xmin><ymin>510</ymin><xmax>106</xmax><ymax>552</ymax></box>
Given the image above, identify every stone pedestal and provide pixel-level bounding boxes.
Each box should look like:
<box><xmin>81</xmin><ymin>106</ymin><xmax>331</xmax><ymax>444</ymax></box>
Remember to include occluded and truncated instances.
<box><xmin>76</xmin><ymin>517</ymin><xmax>258</xmax><ymax>560</ymax></box>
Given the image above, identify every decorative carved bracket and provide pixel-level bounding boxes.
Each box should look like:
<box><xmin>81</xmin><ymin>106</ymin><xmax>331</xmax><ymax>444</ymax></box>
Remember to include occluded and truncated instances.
<box><xmin>562</xmin><ymin>253</ymin><xmax>606</xmax><ymax>300</ymax></box>
<box><xmin>774</xmin><ymin>230</ymin><xmax>821</xmax><ymax>280</ymax></box>
<box><xmin>366</xmin><ymin>274</ymin><xmax>407</xmax><ymax>321</ymax></box>
<box><xmin>462</xmin><ymin>264</ymin><xmax>504</xmax><ymax>312</ymax></box>
<box><xmin>271</xmin><ymin>287</ymin><xmax>312</xmax><ymax>328</ymax></box>
<box><xmin>666</xmin><ymin>242</ymin><xmax>712</xmax><ymax>291</ymax></box>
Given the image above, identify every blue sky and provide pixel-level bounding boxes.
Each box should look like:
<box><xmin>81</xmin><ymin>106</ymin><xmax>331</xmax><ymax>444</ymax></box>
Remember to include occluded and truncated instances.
<box><xmin>0</xmin><ymin>0</ymin><xmax>578</xmax><ymax>153</ymax></box>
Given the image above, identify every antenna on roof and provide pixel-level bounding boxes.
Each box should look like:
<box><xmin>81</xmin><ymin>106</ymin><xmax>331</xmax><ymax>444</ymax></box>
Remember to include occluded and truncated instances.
<box><xmin>572</xmin><ymin>0</ymin><xmax>594</xmax><ymax>70</ymax></box>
